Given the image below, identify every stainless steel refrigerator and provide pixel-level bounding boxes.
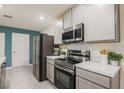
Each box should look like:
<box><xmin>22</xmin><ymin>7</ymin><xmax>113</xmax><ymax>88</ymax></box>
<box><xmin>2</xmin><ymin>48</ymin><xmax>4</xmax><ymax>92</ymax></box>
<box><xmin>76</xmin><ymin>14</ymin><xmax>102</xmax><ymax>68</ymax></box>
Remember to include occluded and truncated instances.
<box><xmin>32</xmin><ymin>34</ymin><xmax>54</xmax><ymax>81</ymax></box>
<box><xmin>0</xmin><ymin>62</ymin><xmax>6</xmax><ymax>88</ymax></box>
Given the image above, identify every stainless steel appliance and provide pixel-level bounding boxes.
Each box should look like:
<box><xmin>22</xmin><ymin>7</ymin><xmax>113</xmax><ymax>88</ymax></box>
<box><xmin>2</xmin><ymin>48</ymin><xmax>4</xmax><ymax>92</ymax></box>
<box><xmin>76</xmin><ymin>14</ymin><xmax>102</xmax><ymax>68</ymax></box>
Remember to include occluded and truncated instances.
<box><xmin>62</xmin><ymin>29</ymin><xmax>74</xmax><ymax>43</ymax></box>
<box><xmin>0</xmin><ymin>61</ymin><xmax>6</xmax><ymax>89</ymax></box>
<box><xmin>74</xmin><ymin>23</ymin><xmax>84</xmax><ymax>41</ymax></box>
<box><xmin>62</xmin><ymin>23</ymin><xmax>84</xmax><ymax>43</ymax></box>
<box><xmin>33</xmin><ymin>34</ymin><xmax>54</xmax><ymax>81</ymax></box>
<box><xmin>54</xmin><ymin>50</ymin><xmax>90</xmax><ymax>89</ymax></box>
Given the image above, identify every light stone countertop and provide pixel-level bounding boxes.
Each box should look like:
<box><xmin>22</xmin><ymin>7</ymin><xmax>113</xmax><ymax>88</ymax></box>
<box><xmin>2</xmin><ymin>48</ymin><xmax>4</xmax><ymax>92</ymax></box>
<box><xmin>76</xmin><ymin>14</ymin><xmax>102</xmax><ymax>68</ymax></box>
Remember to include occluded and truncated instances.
<box><xmin>75</xmin><ymin>61</ymin><xmax>120</xmax><ymax>78</ymax></box>
<box><xmin>46</xmin><ymin>55</ymin><xmax>64</xmax><ymax>60</ymax></box>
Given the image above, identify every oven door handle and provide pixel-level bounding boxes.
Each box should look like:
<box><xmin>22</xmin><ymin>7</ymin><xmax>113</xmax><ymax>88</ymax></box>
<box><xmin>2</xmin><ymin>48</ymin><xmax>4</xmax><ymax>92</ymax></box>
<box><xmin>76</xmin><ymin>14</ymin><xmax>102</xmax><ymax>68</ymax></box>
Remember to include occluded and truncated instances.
<box><xmin>55</xmin><ymin>65</ymin><xmax>74</xmax><ymax>75</ymax></box>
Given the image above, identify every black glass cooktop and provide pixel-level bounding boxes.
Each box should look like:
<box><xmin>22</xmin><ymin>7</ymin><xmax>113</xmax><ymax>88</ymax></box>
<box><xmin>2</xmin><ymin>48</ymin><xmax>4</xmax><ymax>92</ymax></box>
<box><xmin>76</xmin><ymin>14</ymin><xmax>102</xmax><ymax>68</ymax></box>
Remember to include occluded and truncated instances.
<box><xmin>55</xmin><ymin>58</ymin><xmax>81</xmax><ymax>70</ymax></box>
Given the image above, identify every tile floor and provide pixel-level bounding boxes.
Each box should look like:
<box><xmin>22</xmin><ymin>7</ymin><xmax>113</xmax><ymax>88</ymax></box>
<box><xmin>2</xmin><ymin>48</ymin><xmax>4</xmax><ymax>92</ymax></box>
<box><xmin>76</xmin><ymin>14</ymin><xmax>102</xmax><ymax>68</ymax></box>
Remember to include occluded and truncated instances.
<box><xmin>5</xmin><ymin>65</ymin><xmax>56</xmax><ymax>89</ymax></box>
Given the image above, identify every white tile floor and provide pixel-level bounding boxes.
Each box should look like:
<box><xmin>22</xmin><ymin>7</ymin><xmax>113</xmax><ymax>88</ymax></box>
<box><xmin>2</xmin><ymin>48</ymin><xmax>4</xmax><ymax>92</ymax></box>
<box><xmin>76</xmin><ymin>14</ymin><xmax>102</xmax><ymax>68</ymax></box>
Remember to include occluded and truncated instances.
<box><xmin>6</xmin><ymin>65</ymin><xmax>56</xmax><ymax>89</ymax></box>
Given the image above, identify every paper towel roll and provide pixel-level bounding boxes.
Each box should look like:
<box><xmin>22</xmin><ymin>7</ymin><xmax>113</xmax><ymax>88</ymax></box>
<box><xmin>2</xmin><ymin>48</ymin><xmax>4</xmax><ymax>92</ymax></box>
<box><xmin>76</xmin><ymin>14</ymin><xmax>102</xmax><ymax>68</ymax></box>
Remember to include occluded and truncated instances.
<box><xmin>100</xmin><ymin>55</ymin><xmax>108</xmax><ymax>64</ymax></box>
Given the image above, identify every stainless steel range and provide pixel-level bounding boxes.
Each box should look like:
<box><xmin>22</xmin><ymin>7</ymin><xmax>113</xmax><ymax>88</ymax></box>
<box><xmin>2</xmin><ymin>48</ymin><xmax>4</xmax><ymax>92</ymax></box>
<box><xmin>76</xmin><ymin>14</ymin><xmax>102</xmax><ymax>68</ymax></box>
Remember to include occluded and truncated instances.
<box><xmin>54</xmin><ymin>50</ymin><xmax>90</xmax><ymax>89</ymax></box>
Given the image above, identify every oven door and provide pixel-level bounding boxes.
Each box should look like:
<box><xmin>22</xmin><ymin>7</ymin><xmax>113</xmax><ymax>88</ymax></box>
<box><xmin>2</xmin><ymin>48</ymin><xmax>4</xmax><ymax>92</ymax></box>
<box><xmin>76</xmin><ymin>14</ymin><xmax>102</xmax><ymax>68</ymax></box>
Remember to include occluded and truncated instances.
<box><xmin>62</xmin><ymin>30</ymin><xmax>75</xmax><ymax>43</ymax></box>
<box><xmin>54</xmin><ymin>65</ymin><xmax>75</xmax><ymax>89</ymax></box>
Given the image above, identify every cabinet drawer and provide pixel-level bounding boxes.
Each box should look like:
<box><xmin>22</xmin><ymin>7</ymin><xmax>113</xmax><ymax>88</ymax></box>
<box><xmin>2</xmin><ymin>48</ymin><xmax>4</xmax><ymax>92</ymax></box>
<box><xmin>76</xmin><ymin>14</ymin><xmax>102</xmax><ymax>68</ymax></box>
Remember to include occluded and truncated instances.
<box><xmin>76</xmin><ymin>68</ymin><xmax>110</xmax><ymax>88</ymax></box>
<box><xmin>47</xmin><ymin>58</ymin><xmax>55</xmax><ymax>65</ymax></box>
<box><xmin>76</xmin><ymin>76</ymin><xmax>105</xmax><ymax>89</ymax></box>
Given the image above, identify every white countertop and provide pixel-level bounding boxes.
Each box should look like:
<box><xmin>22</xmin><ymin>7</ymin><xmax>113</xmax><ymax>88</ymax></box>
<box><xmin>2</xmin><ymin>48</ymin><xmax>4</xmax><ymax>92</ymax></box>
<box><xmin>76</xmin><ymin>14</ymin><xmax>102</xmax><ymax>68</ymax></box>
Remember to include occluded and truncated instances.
<box><xmin>46</xmin><ymin>55</ymin><xmax>64</xmax><ymax>60</ymax></box>
<box><xmin>75</xmin><ymin>61</ymin><xmax>120</xmax><ymax>78</ymax></box>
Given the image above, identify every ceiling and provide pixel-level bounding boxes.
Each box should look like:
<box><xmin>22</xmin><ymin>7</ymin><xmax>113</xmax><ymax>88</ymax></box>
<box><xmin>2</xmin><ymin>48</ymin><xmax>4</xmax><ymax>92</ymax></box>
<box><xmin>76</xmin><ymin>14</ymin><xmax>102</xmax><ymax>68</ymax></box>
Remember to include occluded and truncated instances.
<box><xmin>0</xmin><ymin>4</ymin><xmax>74</xmax><ymax>31</ymax></box>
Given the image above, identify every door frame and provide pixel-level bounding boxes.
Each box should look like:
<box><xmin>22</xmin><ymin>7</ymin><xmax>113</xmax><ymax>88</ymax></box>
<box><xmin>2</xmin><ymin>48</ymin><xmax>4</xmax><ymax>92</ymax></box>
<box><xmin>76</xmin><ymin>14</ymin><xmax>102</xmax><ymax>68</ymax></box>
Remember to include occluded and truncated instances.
<box><xmin>0</xmin><ymin>32</ymin><xmax>5</xmax><ymax>57</ymax></box>
<box><xmin>12</xmin><ymin>32</ymin><xmax>30</xmax><ymax>67</ymax></box>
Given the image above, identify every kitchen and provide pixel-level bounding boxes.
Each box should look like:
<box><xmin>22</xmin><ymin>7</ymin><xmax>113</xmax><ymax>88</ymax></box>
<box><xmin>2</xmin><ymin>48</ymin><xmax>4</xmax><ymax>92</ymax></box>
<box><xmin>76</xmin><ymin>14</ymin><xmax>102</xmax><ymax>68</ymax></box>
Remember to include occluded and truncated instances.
<box><xmin>0</xmin><ymin>4</ymin><xmax>124</xmax><ymax>89</ymax></box>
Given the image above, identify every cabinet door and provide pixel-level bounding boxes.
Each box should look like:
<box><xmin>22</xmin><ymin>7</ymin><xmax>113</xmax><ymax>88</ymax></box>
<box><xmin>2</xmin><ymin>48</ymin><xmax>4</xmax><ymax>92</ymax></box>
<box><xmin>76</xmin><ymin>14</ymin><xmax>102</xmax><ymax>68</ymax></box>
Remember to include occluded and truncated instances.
<box><xmin>83</xmin><ymin>4</ymin><xmax>118</xmax><ymax>42</ymax></box>
<box><xmin>63</xmin><ymin>9</ymin><xmax>72</xmax><ymax>29</ymax></box>
<box><xmin>54</xmin><ymin>19</ymin><xmax>63</xmax><ymax>44</ymax></box>
<box><xmin>76</xmin><ymin>68</ymin><xmax>110</xmax><ymax>88</ymax></box>
<box><xmin>47</xmin><ymin>62</ymin><xmax>54</xmax><ymax>83</ymax></box>
<box><xmin>76</xmin><ymin>76</ymin><xmax>104</xmax><ymax>89</ymax></box>
<box><xmin>72</xmin><ymin>5</ymin><xmax>85</xmax><ymax>26</ymax></box>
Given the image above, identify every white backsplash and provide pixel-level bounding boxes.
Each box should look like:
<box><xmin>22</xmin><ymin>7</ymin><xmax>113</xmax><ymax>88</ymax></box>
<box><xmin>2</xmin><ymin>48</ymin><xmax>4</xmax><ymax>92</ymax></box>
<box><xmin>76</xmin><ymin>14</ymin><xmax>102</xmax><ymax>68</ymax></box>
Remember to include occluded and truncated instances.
<box><xmin>60</xmin><ymin>44</ymin><xmax>124</xmax><ymax>65</ymax></box>
<box><xmin>90</xmin><ymin>50</ymin><xmax>101</xmax><ymax>62</ymax></box>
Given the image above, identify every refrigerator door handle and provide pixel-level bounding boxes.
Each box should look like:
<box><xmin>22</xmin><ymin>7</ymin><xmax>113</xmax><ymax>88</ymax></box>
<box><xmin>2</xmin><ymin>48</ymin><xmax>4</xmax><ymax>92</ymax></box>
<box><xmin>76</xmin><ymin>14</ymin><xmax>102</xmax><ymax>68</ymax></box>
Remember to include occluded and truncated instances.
<box><xmin>1</xmin><ymin>62</ymin><xmax>6</xmax><ymax>68</ymax></box>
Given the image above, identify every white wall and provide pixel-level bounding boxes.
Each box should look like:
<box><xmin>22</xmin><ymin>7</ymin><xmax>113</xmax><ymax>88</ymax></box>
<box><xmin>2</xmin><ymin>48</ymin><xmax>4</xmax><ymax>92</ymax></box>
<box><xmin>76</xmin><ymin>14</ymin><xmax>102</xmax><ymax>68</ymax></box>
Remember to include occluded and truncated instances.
<box><xmin>60</xmin><ymin>5</ymin><xmax>124</xmax><ymax>88</ymax></box>
<box><xmin>41</xmin><ymin>24</ymin><xmax>54</xmax><ymax>36</ymax></box>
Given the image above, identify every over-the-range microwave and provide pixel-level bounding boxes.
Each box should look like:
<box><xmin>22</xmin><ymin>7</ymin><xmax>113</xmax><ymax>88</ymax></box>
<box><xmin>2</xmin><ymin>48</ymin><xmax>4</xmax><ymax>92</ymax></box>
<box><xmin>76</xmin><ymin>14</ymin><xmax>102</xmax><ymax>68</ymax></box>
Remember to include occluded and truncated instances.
<box><xmin>62</xmin><ymin>23</ymin><xmax>84</xmax><ymax>43</ymax></box>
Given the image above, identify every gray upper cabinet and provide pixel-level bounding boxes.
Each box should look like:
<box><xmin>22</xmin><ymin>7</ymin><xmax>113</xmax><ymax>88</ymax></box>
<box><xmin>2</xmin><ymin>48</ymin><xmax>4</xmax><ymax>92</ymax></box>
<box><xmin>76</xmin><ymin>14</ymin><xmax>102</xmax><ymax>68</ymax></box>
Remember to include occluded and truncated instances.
<box><xmin>64</xmin><ymin>4</ymin><xmax>120</xmax><ymax>43</ymax></box>
<box><xmin>72</xmin><ymin>5</ymin><xmax>85</xmax><ymax>26</ymax></box>
<box><xmin>54</xmin><ymin>19</ymin><xmax>63</xmax><ymax>44</ymax></box>
<box><xmin>63</xmin><ymin>8</ymin><xmax>72</xmax><ymax>30</ymax></box>
<box><xmin>83</xmin><ymin>5</ymin><xmax>119</xmax><ymax>43</ymax></box>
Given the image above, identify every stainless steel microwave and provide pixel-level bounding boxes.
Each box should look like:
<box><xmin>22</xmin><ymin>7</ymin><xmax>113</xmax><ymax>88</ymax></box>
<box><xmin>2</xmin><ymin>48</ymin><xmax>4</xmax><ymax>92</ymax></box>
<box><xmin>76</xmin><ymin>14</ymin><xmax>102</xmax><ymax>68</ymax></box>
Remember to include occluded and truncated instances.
<box><xmin>62</xmin><ymin>27</ymin><xmax>75</xmax><ymax>43</ymax></box>
<box><xmin>62</xmin><ymin>23</ymin><xmax>84</xmax><ymax>43</ymax></box>
<box><xmin>74</xmin><ymin>23</ymin><xmax>84</xmax><ymax>41</ymax></box>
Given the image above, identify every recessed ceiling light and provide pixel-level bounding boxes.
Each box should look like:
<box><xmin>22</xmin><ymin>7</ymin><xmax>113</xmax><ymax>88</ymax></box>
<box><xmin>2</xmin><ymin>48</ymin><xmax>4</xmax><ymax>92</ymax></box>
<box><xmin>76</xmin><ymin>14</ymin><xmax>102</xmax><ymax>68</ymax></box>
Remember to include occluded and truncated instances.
<box><xmin>0</xmin><ymin>4</ymin><xmax>2</xmax><ymax>7</ymax></box>
<box><xmin>40</xmin><ymin>16</ymin><xmax>44</xmax><ymax>20</ymax></box>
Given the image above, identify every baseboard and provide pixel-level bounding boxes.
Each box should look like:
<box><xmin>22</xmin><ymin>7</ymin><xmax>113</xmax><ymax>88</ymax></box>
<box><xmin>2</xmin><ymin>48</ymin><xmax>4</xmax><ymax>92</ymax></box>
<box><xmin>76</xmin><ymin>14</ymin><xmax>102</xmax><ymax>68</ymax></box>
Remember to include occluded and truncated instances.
<box><xmin>6</xmin><ymin>64</ymin><xmax>33</xmax><ymax>69</ymax></box>
<box><xmin>28</xmin><ymin>63</ymin><xmax>33</xmax><ymax>66</ymax></box>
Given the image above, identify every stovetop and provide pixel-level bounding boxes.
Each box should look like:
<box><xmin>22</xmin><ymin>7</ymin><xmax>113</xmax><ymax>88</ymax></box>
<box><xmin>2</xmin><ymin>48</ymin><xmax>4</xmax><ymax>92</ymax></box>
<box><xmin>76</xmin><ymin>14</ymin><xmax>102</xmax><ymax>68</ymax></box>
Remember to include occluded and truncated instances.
<box><xmin>55</xmin><ymin>58</ymin><xmax>81</xmax><ymax>70</ymax></box>
<box><xmin>55</xmin><ymin>50</ymin><xmax>90</xmax><ymax>70</ymax></box>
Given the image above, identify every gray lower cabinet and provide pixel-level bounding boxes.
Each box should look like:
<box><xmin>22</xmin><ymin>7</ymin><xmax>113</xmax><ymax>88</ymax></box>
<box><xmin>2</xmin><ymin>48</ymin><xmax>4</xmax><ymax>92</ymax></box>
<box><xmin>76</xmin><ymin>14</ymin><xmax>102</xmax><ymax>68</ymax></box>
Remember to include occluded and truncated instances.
<box><xmin>76</xmin><ymin>76</ymin><xmax>104</xmax><ymax>89</ymax></box>
<box><xmin>76</xmin><ymin>68</ymin><xmax>120</xmax><ymax>89</ymax></box>
<box><xmin>46</xmin><ymin>58</ymin><xmax>54</xmax><ymax>83</ymax></box>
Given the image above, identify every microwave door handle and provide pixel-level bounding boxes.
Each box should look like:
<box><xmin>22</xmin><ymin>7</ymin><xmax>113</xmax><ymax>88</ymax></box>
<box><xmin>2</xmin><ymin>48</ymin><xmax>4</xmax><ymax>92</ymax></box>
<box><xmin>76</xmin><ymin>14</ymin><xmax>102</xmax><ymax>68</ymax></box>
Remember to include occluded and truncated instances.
<box><xmin>73</xmin><ymin>30</ymin><xmax>75</xmax><ymax>40</ymax></box>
